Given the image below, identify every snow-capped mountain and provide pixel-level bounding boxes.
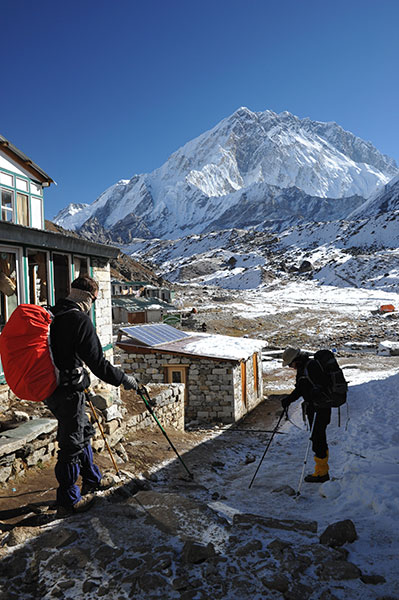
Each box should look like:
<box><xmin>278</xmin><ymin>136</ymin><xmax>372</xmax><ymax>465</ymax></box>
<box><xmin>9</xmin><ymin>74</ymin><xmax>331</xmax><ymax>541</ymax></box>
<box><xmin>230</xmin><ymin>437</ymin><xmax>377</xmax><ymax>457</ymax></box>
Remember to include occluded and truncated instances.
<box><xmin>121</xmin><ymin>170</ymin><xmax>399</xmax><ymax>292</ymax></box>
<box><xmin>54</xmin><ymin>108</ymin><xmax>398</xmax><ymax>240</ymax></box>
<box><xmin>347</xmin><ymin>174</ymin><xmax>399</xmax><ymax>219</ymax></box>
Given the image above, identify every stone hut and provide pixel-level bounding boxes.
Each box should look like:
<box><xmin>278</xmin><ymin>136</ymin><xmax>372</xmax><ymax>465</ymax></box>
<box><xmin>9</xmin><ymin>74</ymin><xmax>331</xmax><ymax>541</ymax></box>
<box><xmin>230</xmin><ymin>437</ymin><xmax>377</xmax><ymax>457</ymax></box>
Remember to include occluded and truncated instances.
<box><xmin>112</xmin><ymin>295</ymin><xmax>177</xmax><ymax>325</ymax></box>
<box><xmin>117</xmin><ymin>323</ymin><xmax>265</xmax><ymax>424</ymax></box>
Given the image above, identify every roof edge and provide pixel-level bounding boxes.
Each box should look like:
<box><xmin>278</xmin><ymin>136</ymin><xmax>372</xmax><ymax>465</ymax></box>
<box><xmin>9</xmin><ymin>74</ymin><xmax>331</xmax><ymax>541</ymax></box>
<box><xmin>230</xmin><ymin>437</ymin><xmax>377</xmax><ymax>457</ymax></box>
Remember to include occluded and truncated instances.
<box><xmin>0</xmin><ymin>135</ymin><xmax>54</xmax><ymax>184</ymax></box>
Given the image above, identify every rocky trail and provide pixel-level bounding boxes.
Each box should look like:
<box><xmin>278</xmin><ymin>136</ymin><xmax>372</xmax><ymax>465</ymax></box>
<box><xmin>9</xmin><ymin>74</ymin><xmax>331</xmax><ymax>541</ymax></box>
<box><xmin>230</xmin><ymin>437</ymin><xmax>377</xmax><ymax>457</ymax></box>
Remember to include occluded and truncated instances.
<box><xmin>0</xmin><ymin>393</ymin><xmax>389</xmax><ymax>600</ymax></box>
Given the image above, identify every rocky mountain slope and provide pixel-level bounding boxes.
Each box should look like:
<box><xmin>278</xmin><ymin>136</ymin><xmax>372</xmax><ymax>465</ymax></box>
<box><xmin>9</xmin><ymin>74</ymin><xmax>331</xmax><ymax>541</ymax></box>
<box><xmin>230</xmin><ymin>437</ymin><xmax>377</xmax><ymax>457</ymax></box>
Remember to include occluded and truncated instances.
<box><xmin>54</xmin><ymin>107</ymin><xmax>398</xmax><ymax>240</ymax></box>
<box><xmin>122</xmin><ymin>172</ymin><xmax>399</xmax><ymax>292</ymax></box>
<box><xmin>348</xmin><ymin>174</ymin><xmax>399</xmax><ymax>219</ymax></box>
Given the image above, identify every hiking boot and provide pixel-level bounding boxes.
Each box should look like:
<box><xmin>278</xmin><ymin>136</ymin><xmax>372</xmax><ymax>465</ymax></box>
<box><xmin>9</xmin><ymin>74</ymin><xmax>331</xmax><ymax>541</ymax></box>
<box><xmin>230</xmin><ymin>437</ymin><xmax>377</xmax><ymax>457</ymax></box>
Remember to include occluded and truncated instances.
<box><xmin>304</xmin><ymin>472</ymin><xmax>330</xmax><ymax>483</ymax></box>
<box><xmin>304</xmin><ymin>454</ymin><xmax>329</xmax><ymax>483</ymax></box>
<box><xmin>56</xmin><ymin>494</ymin><xmax>96</xmax><ymax>517</ymax></box>
<box><xmin>81</xmin><ymin>474</ymin><xmax>115</xmax><ymax>496</ymax></box>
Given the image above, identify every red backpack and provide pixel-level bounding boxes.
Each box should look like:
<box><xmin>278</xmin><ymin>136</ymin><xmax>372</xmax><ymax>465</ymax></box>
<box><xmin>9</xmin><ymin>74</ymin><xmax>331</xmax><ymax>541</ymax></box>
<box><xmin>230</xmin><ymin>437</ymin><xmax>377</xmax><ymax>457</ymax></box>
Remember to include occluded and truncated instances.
<box><xmin>0</xmin><ymin>304</ymin><xmax>58</xmax><ymax>402</ymax></box>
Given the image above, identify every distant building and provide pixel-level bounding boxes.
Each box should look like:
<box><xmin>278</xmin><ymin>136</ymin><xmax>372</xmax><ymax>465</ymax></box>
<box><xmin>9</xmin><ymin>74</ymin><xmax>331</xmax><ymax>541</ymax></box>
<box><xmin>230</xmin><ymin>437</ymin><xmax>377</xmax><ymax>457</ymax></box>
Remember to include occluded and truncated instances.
<box><xmin>112</xmin><ymin>295</ymin><xmax>179</xmax><ymax>325</ymax></box>
<box><xmin>0</xmin><ymin>134</ymin><xmax>119</xmax><ymax>391</ymax></box>
<box><xmin>111</xmin><ymin>279</ymin><xmax>173</xmax><ymax>303</ymax></box>
<box><xmin>117</xmin><ymin>323</ymin><xmax>265</xmax><ymax>424</ymax></box>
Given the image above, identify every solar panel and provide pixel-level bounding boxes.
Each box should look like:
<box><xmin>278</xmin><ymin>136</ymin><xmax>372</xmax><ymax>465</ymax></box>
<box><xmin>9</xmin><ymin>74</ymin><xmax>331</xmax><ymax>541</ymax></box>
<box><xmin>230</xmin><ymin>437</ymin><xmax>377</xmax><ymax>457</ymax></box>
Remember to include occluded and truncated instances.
<box><xmin>119</xmin><ymin>323</ymin><xmax>190</xmax><ymax>347</ymax></box>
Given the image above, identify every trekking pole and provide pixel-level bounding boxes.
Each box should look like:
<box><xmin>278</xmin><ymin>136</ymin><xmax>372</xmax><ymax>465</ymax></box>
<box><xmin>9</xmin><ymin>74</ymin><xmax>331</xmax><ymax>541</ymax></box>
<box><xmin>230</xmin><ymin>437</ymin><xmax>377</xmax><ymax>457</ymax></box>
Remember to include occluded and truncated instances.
<box><xmin>85</xmin><ymin>389</ymin><xmax>121</xmax><ymax>477</ymax></box>
<box><xmin>222</xmin><ymin>429</ymin><xmax>286</xmax><ymax>435</ymax></box>
<box><xmin>248</xmin><ymin>408</ymin><xmax>287</xmax><ymax>489</ymax></box>
<box><xmin>294</xmin><ymin>417</ymin><xmax>316</xmax><ymax>499</ymax></box>
<box><xmin>138</xmin><ymin>385</ymin><xmax>194</xmax><ymax>480</ymax></box>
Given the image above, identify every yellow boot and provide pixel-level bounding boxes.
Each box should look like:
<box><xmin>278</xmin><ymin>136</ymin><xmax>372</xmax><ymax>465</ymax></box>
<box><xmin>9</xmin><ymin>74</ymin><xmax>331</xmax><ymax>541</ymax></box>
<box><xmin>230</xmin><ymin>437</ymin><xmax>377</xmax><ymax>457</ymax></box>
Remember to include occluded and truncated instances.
<box><xmin>304</xmin><ymin>454</ymin><xmax>330</xmax><ymax>483</ymax></box>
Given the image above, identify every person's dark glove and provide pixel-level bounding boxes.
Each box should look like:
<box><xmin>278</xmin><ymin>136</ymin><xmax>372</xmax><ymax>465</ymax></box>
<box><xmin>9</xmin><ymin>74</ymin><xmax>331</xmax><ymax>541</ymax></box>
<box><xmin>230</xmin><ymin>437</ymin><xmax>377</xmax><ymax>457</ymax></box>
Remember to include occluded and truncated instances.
<box><xmin>121</xmin><ymin>373</ymin><xmax>139</xmax><ymax>391</ymax></box>
<box><xmin>281</xmin><ymin>395</ymin><xmax>293</xmax><ymax>410</ymax></box>
<box><xmin>138</xmin><ymin>384</ymin><xmax>156</xmax><ymax>407</ymax></box>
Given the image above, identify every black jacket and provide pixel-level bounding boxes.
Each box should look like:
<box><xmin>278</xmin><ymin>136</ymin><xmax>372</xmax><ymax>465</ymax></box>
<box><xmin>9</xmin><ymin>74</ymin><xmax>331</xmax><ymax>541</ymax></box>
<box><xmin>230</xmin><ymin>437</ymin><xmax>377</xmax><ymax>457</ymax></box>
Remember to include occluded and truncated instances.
<box><xmin>287</xmin><ymin>355</ymin><xmax>330</xmax><ymax>408</ymax></box>
<box><xmin>50</xmin><ymin>299</ymin><xmax>124</xmax><ymax>389</ymax></box>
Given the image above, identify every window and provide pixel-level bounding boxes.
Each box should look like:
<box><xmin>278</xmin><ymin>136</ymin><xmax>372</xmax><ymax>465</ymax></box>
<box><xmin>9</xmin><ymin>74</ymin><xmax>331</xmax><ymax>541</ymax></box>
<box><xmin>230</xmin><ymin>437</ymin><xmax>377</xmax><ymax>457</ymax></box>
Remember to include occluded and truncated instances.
<box><xmin>165</xmin><ymin>365</ymin><xmax>188</xmax><ymax>404</ymax></box>
<box><xmin>16</xmin><ymin>177</ymin><xmax>28</xmax><ymax>192</ymax></box>
<box><xmin>30</xmin><ymin>182</ymin><xmax>42</xmax><ymax>196</ymax></box>
<box><xmin>1</xmin><ymin>188</ymin><xmax>13</xmax><ymax>221</ymax></box>
<box><xmin>73</xmin><ymin>256</ymin><xmax>88</xmax><ymax>278</ymax></box>
<box><xmin>53</xmin><ymin>253</ymin><xmax>70</xmax><ymax>303</ymax></box>
<box><xmin>31</xmin><ymin>196</ymin><xmax>43</xmax><ymax>229</ymax></box>
<box><xmin>28</xmin><ymin>250</ymin><xmax>49</xmax><ymax>305</ymax></box>
<box><xmin>0</xmin><ymin>251</ymin><xmax>18</xmax><ymax>331</ymax></box>
<box><xmin>17</xmin><ymin>193</ymin><xmax>29</xmax><ymax>226</ymax></box>
<box><xmin>0</xmin><ymin>172</ymin><xmax>13</xmax><ymax>187</ymax></box>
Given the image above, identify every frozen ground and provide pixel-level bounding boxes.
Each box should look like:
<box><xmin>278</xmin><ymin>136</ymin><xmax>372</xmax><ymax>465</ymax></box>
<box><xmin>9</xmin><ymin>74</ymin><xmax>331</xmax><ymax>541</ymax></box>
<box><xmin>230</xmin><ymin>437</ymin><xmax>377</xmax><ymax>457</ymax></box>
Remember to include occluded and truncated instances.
<box><xmin>176</xmin><ymin>279</ymin><xmax>399</xmax><ymax>350</ymax></box>
<box><xmin>1</xmin><ymin>280</ymin><xmax>398</xmax><ymax>599</ymax></box>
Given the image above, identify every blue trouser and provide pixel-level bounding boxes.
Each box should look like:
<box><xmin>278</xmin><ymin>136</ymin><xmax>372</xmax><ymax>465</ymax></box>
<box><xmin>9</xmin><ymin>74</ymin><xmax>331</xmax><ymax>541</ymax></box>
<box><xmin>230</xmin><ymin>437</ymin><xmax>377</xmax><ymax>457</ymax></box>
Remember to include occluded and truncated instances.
<box><xmin>46</xmin><ymin>388</ymin><xmax>102</xmax><ymax>507</ymax></box>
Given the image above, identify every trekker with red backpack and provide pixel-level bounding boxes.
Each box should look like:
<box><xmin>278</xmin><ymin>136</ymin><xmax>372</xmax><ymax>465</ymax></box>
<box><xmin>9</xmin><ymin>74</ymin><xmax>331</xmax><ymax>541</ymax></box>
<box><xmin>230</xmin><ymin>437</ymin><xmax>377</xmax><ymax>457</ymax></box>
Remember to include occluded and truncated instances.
<box><xmin>281</xmin><ymin>347</ymin><xmax>332</xmax><ymax>483</ymax></box>
<box><xmin>46</xmin><ymin>275</ymin><xmax>138</xmax><ymax>517</ymax></box>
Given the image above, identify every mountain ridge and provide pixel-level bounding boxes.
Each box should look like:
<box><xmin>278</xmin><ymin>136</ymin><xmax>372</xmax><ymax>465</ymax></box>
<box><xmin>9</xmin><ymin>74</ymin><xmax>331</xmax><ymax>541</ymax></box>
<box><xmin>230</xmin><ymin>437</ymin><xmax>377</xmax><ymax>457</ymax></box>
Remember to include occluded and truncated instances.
<box><xmin>54</xmin><ymin>107</ymin><xmax>398</xmax><ymax>240</ymax></box>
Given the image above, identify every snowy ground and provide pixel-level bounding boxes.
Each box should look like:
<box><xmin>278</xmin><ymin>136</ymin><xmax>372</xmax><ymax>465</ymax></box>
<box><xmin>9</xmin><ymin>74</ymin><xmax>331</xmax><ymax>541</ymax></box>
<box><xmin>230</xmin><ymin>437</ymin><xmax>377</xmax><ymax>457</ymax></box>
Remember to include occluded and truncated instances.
<box><xmin>205</xmin><ymin>363</ymin><xmax>399</xmax><ymax>597</ymax></box>
<box><xmin>162</xmin><ymin>281</ymin><xmax>399</xmax><ymax>597</ymax></box>
<box><xmin>1</xmin><ymin>280</ymin><xmax>398</xmax><ymax>599</ymax></box>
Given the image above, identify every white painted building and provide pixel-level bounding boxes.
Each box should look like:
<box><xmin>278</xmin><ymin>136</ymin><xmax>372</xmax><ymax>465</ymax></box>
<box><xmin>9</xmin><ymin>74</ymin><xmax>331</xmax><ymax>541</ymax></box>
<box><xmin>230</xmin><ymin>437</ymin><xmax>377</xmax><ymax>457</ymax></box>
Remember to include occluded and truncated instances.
<box><xmin>0</xmin><ymin>134</ymin><xmax>120</xmax><ymax>392</ymax></box>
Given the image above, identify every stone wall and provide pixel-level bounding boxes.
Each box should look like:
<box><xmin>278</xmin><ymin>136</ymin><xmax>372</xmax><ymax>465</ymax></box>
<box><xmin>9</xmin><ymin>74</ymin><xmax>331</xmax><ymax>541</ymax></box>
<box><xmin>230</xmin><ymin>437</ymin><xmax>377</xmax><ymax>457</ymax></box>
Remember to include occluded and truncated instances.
<box><xmin>233</xmin><ymin>353</ymin><xmax>263</xmax><ymax>421</ymax></box>
<box><xmin>91</xmin><ymin>259</ymin><xmax>113</xmax><ymax>348</ymax></box>
<box><xmin>91</xmin><ymin>259</ymin><xmax>120</xmax><ymax>404</ymax></box>
<box><xmin>91</xmin><ymin>383</ymin><xmax>185</xmax><ymax>452</ymax></box>
<box><xmin>118</xmin><ymin>349</ymin><xmax>263</xmax><ymax>424</ymax></box>
<box><xmin>0</xmin><ymin>383</ymin><xmax>184</xmax><ymax>486</ymax></box>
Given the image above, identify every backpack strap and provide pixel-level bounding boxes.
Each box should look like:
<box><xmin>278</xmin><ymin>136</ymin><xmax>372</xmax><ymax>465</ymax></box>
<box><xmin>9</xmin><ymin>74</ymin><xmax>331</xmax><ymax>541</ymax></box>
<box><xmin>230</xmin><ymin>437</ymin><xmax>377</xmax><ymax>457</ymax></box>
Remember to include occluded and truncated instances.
<box><xmin>50</xmin><ymin>307</ymin><xmax>86</xmax><ymax>391</ymax></box>
<box><xmin>304</xmin><ymin>360</ymin><xmax>332</xmax><ymax>405</ymax></box>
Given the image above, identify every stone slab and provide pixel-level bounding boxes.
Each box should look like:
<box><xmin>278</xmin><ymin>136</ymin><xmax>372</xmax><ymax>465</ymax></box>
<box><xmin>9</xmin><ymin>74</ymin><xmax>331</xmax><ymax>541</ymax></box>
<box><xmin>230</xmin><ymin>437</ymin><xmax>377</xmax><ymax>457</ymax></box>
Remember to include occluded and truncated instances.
<box><xmin>0</xmin><ymin>418</ymin><xmax>57</xmax><ymax>444</ymax></box>
<box><xmin>233</xmin><ymin>513</ymin><xmax>318</xmax><ymax>533</ymax></box>
<box><xmin>0</xmin><ymin>437</ymin><xmax>25</xmax><ymax>457</ymax></box>
<box><xmin>134</xmin><ymin>490</ymin><xmax>230</xmax><ymax>549</ymax></box>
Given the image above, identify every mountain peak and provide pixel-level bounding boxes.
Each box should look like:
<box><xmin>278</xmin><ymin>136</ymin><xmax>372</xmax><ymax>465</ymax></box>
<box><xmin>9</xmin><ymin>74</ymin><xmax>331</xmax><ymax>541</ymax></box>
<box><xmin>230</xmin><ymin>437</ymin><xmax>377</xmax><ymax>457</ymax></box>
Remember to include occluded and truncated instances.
<box><xmin>232</xmin><ymin>106</ymin><xmax>254</xmax><ymax>117</ymax></box>
<box><xmin>54</xmin><ymin>108</ymin><xmax>398</xmax><ymax>239</ymax></box>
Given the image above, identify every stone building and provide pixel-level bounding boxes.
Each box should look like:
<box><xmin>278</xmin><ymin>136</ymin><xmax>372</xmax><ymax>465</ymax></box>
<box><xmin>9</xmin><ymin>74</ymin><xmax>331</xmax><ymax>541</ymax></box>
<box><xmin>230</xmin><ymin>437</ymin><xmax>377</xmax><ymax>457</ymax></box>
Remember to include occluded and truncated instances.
<box><xmin>112</xmin><ymin>295</ymin><xmax>178</xmax><ymax>325</ymax></box>
<box><xmin>111</xmin><ymin>280</ymin><xmax>173</xmax><ymax>303</ymax></box>
<box><xmin>117</xmin><ymin>323</ymin><xmax>265</xmax><ymax>424</ymax></box>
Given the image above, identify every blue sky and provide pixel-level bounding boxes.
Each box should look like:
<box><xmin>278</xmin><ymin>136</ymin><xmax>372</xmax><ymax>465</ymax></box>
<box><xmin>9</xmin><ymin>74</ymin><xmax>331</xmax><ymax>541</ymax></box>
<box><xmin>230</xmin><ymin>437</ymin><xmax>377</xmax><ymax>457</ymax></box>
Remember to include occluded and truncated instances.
<box><xmin>2</xmin><ymin>0</ymin><xmax>399</xmax><ymax>220</ymax></box>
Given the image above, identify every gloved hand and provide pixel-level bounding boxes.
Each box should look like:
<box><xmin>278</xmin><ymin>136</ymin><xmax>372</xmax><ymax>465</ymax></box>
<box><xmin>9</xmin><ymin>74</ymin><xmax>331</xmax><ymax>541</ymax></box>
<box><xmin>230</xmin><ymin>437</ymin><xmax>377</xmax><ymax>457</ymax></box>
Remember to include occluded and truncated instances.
<box><xmin>121</xmin><ymin>373</ymin><xmax>139</xmax><ymax>391</ymax></box>
<box><xmin>281</xmin><ymin>395</ymin><xmax>293</xmax><ymax>410</ymax></box>
<box><xmin>140</xmin><ymin>386</ymin><xmax>156</xmax><ymax>407</ymax></box>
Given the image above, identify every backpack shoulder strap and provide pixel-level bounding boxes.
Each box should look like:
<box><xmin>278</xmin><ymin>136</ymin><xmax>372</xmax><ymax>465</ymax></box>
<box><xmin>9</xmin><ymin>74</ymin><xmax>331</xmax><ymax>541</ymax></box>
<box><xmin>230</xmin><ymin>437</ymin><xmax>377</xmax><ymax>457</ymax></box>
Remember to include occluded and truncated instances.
<box><xmin>52</xmin><ymin>307</ymin><xmax>80</xmax><ymax>319</ymax></box>
<box><xmin>304</xmin><ymin>358</ymin><xmax>329</xmax><ymax>390</ymax></box>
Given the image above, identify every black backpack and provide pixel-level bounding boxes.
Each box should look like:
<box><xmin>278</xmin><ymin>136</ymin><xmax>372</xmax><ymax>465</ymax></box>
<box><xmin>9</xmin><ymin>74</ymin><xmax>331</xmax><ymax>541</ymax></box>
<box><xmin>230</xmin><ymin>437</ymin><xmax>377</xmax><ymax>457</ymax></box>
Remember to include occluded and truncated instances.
<box><xmin>306</xmin><ymin>349</ymin><xmax>348</xmax><ymax>408</ymax></box>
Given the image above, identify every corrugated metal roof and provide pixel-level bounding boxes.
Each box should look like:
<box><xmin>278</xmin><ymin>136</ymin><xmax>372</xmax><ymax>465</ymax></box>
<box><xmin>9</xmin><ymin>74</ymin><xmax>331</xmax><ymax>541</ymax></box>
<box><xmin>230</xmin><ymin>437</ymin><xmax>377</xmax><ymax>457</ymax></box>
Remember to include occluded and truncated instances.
<box><xmin>0</xmin><ymin>221</ymin><xmax>120</xmax><ymax>258</ymax></box>
<box><xmin>112</xmin><ymin>295</ymin><xmax>175</xmax><ymax>311</ymax></box>
<box><xmin>111</xmin><ymin>280</ymin><xmax>147</xmax><ymax>285</ymax></box>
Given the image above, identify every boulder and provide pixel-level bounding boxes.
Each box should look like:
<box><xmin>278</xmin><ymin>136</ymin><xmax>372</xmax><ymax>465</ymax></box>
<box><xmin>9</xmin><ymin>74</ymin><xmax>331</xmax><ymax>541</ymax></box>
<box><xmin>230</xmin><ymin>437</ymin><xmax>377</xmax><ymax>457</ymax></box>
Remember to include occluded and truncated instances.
<box><xmin>319</xmin><ymin>519</ymin><xmax>358</xmax><ymax>547</ymax></box>
<box><xmin>317</xmin><ymin>559</ymin><xmax>361</xmax><ymax>580</ymax></box>
<box><xmin>181</xmin><ymin>540</ymin><xmax>216</xmax><ymax>564</ymax></box>
<box><xmin>298</xmin><ymin>260</ymin><xmax>313</xmax><ymax>273</ymax></box>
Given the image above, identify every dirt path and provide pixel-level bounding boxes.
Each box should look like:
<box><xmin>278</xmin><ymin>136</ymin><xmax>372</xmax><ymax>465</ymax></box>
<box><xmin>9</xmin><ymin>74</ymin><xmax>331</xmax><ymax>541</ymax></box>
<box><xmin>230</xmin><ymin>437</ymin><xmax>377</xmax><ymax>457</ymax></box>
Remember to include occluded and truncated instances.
<box><xmin>0</xmin><ymin>394</ymin><xmax>285</xmax><ymax>529</ymax></box>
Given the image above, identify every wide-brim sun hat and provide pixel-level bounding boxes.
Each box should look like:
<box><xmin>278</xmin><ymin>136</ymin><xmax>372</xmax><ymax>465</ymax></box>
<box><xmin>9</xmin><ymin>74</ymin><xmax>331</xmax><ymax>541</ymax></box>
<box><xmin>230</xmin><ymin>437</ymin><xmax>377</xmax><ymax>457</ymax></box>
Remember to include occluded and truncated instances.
<box><xmin>282</xmin><ymin>346</ymin><xmax>301</xmax><ymax>366</ymax></box>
